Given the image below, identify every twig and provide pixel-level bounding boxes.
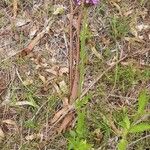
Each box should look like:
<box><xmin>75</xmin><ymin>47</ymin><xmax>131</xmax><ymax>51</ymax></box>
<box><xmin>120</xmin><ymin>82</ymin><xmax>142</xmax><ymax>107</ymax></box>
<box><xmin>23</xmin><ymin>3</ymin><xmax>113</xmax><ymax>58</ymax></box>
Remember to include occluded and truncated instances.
<box><xmin>81</xmin><ymin>55</ymin><xmax>128</xmax><ymax>98</ymax></box>
<box><xmin>21</xmin><ymin>17</ymin><xmax>54</xmax><ymax>56</ymax></box>
<box><xmin>81</xmin><ymin>47</ymin><xmax>150</xmax><ymax>98</ymax></box>
<box><xmin>0</xmin><ymin>18</ymin><xmax>54</xmax><ymax>63</ymax></box>
<box><xmin>128</xmin><ymin>134</ymin><xmax>150</xmax><ymax>147</ymax></box>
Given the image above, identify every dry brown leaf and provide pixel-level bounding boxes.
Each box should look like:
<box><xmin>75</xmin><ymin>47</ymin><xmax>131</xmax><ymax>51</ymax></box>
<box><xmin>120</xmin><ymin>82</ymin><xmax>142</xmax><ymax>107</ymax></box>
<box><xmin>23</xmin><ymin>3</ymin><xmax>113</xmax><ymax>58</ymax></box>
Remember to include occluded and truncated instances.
<box><xmin>59</xmin><ymin>80</ymin><xmax>68</xmax><ymax>94</ymax></box>
<box><xmin>39</xmin><ymin>74</ymin><xmax>46</xmax><ymax>84</ymax></box>
<box><xmin>110</xmin><ymin>1</ymin><xmax>122</xmax><ymax>16</ymax></box>
<box><xmin>21</xmin><ymin>18</ymin><xmax>54</xmax><ymax>56</ymax></box>
<box><xmin>57</xmin><ymin>113</ymin><xmax>74</xmax><ymax>133</ymax></box>
<box><xmin>59</xmin><ymin>67</ymin><xmax>68</xmax><ymax>76</ymax></box>
<box><xmin>23</xmin><ymin>79</ymin><xmax>33</xmax><ymax>86</ymax></box>
<box><xmin>62</xmin><ymin>97</ymin><xmax>69</xmax><ymax>106</ymax></box>
<box><xmin>15</xmin><ymin>18</ymin><xmax>31</xmax><ymax>27</ymax></box>
<box><xmin>0</xmin><ymin>128</ymin><xmax>5</xmax><ymax>143</ymax></box>
<box><xmin>29</xmin><ymin>25</ymin><xmax>38</xmax><ymax>39</ymax></box>
<box><xmin>51</xmin><ymin>107</ymin><xmax>69</xmax><ymax>124</ymax></box>
<box><xmin>25</xmin><ymin>133</ymin><xmax>43</xmax><ymax>141</ymax></box>
<box><xmin>2</xmin><ymin>119</ymin><xmax>17</xmax><ymax>127</ymax></box>
<box><xmin>123</xmin><ymin>10</ymin><xmax>133</xmax><ymax>17</ymax></box>
<box><xmin>53</xmin><ymin>83</ymin><xmax>61</xmax><ymax>95</ymax></box>
<box><xmin>2</xmin><ymin>119</ymin><xmax>19</xmax><ymax>132</ymax></box>
<box><xmin>45</xmin><ymin>69</ymin><xmax>57</xmax><ymax>76</ymax></box>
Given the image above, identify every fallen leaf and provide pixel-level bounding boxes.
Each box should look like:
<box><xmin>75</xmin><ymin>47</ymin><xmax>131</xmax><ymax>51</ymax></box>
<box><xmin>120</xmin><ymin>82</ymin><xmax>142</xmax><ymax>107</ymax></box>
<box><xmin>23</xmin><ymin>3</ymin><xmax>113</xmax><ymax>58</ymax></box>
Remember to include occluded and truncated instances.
<box><xmin>25</xmin><ymin>133</ymin><xmax>43</xmax><ymax>141</ymax></box>
<box><xmin>51</xmin><ymin>107</ymin><xmax>69</xmax><ymax>124</ymax></box>
<box><xmin>2</xmin><ymin>119</ymin><xmax>17</xmax><ymax>126</ymax></box>
<box><xmin>53</xmin><ymin>83</ymin><xmax>61</xmax><ymax>95</ymax></box>
<box><xmin>59</xmin><ymin>80</ymin><xmax>68</xmax><ymax>94</ymax></box>
<box><xmin>39</xmin><ymin>74</ymin><xmax>46</xmax><ymax>84</ymax></box>
<box><xmin>136</xmin><ymin>24</ymin><xmax>149</xmax><ymax>32</ymax></box>
<box><xmin>15</xmin><ymin>18</ymin><xmax>30</xmax><ymax>27</ymax></box>
<box><xmin>2</xmin><ymin>119</ymin><xmax>19</xmax><ymax>132</ymax></box>
<box><xmin>0</xmin><ymin>128</ymin><xmax>5</xmax><ymax>143</ymax></box>
<box><xmin>29</xmin><ymin>25</ymin><xmax>38</xmax><ymax>39</ymax></box>
<box><xmin>59</xmin><ymin>67</ymin><xmax>68</xmax><ymax>76</ymax></box>
<box><xmin>45</xmin><ymin>69</ymin><xmax>57</xmax><ymax>76</ymax></box>
<box><xmin>62</xmin><ymin>97</ymin><xmax>69</xmax><ymax>106</ymax></box>
<box><xmin>57</xmin><ymin>113</ymin><xmax>74</xmax><ymax>133</ymax></box>
<box><xmin>23</xmin><ymin>79</ymin><xmax>33</xmax><ymax>86</ymax></box>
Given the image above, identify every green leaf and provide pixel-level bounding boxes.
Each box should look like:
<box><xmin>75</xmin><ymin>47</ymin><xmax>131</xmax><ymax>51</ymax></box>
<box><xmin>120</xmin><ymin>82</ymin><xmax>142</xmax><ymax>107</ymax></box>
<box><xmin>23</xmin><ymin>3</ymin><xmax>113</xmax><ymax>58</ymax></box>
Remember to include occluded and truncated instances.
<box><xmin>137</xmin><ymin>90</ymin><xmax>149</xmax><ymax>115</ymax></box>
<box><xmin>76</xmin><ymin>95</ymin><xmax>90</xmax><ymax>109</ymax></box>
<box><xmin>69</xmin><ymin>130</ymin><xmax>76</xmax><ymax>138</ymax></box>
<box><xmin>129</xmin><ymin>123</ymin><xmax>150</xmax><ymax>133</ymax></box>
<box><xmin>76</xmin><ymin>110</ymin><xmax>86</xmax><ymax>139</ymax></box>
<box><xmin>123</xmin><ymin>115</ymin><xmax>130</xmax><ymax>129</ymax></box>
<box><xmin>117</xmin><ymin>139</ymin><xmax>128</xmax><ymax>150</ymax></box>
<box><xmin>77</xmin><ymin>140</ymin><xmax>92</xmax><ymax>150</ymax></box>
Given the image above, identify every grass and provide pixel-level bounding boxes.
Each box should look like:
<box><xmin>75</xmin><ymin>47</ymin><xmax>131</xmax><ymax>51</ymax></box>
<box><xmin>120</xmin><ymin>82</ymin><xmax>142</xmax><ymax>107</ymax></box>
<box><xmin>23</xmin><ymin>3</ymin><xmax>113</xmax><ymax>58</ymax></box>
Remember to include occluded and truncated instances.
<box><xmin>0</xmin><ymin>0</ymin><xmax>150</xmax><ymax>150</ymax></box>
<box><xmin>109</xmin><ymin>15</ymin><xmax>130</xmax><ymax>41</ymax></box>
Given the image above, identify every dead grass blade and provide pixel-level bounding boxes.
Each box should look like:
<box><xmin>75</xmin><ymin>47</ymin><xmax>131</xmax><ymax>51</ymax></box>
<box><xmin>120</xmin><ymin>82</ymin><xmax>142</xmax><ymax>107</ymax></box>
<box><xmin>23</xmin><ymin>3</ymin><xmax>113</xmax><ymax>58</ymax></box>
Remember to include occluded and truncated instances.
<box><xmin>13</xmin><ymin>0</ymin><xmax>18</xmax><ymax>19</ymax></box>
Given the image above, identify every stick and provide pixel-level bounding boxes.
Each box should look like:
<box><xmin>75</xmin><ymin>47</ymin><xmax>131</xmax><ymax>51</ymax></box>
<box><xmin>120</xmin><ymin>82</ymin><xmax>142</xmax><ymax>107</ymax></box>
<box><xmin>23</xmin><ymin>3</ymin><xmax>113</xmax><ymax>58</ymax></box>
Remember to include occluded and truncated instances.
<box><xmin>81</xmin><ymin>55</ymin><xmax>128</xmax><ymax>98</ymax></box>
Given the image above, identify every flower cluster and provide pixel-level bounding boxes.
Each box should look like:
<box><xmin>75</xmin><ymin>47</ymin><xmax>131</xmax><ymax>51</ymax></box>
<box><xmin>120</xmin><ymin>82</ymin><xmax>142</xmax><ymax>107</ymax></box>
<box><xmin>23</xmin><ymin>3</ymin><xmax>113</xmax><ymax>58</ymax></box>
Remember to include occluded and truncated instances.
<box><xmin>75</xmin><ymin>0</ymin><xmax>99</xmax><ymax>5</ymax></box>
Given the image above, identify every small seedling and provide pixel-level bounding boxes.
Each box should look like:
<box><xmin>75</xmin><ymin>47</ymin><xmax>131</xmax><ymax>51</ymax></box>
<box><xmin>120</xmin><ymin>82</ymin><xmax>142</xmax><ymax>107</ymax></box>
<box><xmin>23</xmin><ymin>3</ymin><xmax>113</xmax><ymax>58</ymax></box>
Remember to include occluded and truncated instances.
<box><xmin>117</xmin><ymin>90</ymin><xmax>150</xmax><ymax>150</ymax></box>
<box><xmin>68</xmin><ymin>96</ymin><xmax>92</xmax><ymax>150</ymax></box>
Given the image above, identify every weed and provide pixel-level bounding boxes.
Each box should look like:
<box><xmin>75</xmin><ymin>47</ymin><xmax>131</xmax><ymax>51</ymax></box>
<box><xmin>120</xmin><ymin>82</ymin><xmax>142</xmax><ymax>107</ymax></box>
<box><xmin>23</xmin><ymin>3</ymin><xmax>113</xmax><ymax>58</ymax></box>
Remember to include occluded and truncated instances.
<box><xmin>67</xmin><ymin>7</ymin><xmax>93</xmax><ymax>150</ymax></box>
<box><xmin>107</xmin><ymin>65</ymin><xmax>144</xmax><ymax>93</ymax></box>
<box><xmin>68</xmin><ymin>96</ymin><xmax>92</xmax><ymax>150</ymax></box>
<box><xmin>117</xmin><ymin>90</ymin><xmax>150</xmax><ymax>150</ymax></box>
<box><xmin>109</xmin><ymin>16</ymin><xmax>130</xmax><ymax>40</ymax></box>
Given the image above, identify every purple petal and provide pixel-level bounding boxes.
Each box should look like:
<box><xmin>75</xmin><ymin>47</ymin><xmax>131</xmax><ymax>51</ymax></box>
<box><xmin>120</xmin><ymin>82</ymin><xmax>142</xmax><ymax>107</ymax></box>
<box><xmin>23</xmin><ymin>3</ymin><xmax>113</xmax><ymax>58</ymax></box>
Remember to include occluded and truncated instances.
<box><xmin>75</xmin><ymin>0</ymin><xmax>99</xmax><ymax>5</ymax></box>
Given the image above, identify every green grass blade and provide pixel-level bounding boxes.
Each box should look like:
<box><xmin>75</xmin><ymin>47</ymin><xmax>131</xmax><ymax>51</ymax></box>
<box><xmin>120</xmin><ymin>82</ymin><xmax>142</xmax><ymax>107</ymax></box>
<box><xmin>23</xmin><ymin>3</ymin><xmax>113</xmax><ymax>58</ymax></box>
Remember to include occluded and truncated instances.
<box><xmin>129</xmin><ymin>123</ymin><xmax>150</xmax><ymax>133</ymax></box>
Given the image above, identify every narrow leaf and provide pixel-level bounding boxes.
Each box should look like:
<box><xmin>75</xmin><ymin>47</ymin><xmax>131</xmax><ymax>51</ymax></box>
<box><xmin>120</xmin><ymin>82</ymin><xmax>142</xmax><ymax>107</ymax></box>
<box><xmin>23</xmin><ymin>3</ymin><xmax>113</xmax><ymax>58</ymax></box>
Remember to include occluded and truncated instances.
<box><xmin>129</xmin><ymin>123</ymin><xmax>150</xmax><ymax>133</ymax></box>
<box><xmin>117</xmin><ymin>139</ymin><xmax>128</xmax><ymax>150</ymax></box>
<box><xmin>123</xmin><ymin>115</ymin><xmax>130</xmax><ymax>129</ymax></box>
<box><xmin>138</xmin><ymin>90</ymin><xmax>149</xmax><ymax>115</ymax></box>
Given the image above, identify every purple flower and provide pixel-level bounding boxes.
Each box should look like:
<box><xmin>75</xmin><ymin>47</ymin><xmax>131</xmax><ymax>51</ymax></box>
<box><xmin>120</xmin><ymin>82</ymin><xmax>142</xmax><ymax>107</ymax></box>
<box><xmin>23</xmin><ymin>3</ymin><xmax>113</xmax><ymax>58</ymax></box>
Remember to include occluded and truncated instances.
<box><xmin>75</xmin><ymin>0</ymin><xmax>99</xmax><ymax>5</ymax></box>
